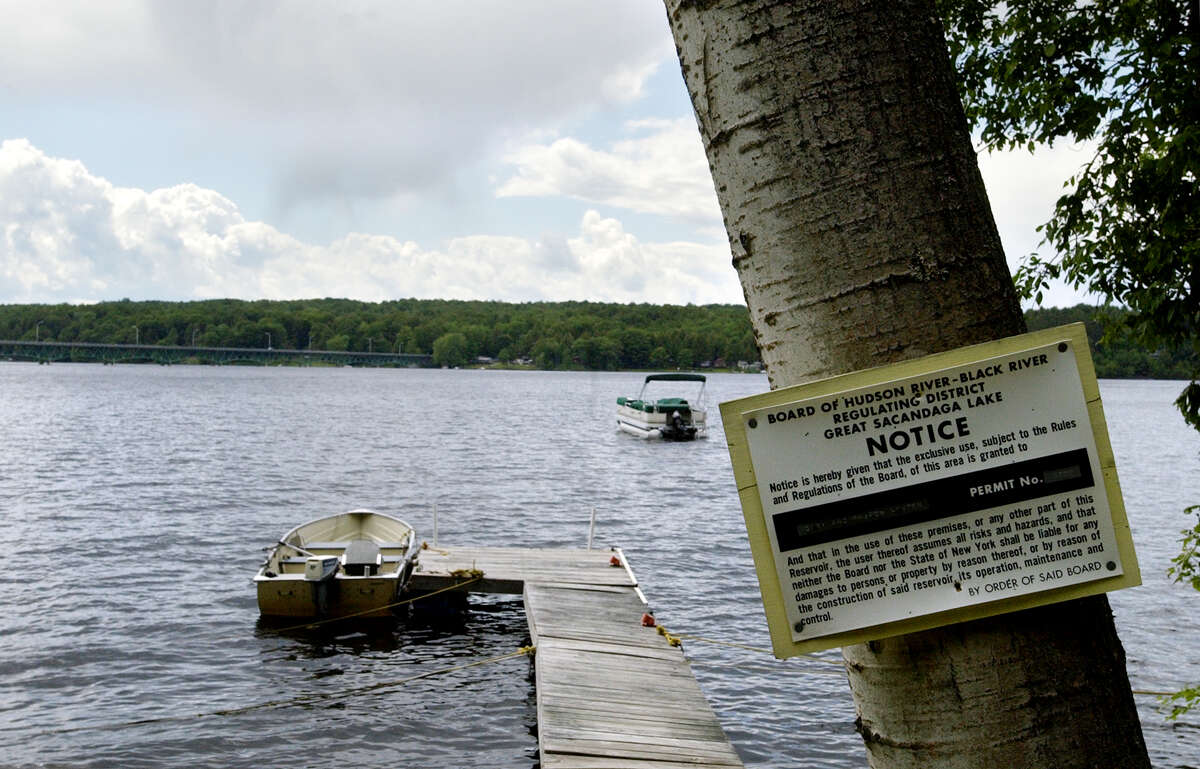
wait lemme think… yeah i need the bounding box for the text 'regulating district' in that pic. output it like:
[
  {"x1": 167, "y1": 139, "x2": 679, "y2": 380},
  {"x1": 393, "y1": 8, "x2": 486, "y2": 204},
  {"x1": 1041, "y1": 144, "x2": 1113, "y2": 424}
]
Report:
[{"x1": 743, "y1": 341, "x2": 1124, "y2": 641}]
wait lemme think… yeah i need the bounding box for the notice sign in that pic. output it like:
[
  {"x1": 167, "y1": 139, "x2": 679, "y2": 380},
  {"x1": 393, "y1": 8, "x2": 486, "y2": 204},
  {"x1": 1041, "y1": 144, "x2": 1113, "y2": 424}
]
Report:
[{"x1": 721, "y1": 324, "x2": 1139, "y2": 656}]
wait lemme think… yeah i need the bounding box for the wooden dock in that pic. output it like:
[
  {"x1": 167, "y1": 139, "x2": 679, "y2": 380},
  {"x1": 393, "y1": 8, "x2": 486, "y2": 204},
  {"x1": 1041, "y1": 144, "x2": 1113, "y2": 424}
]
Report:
[{"x1": 412, "y1": 546, "x2": 745, "y2": 768}]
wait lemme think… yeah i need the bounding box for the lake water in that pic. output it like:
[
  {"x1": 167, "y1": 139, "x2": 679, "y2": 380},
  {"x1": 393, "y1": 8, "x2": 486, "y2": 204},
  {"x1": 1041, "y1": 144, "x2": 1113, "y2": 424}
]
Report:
[{"x1": 0, "y1": 364, "x2": 1196, "y2": 767}]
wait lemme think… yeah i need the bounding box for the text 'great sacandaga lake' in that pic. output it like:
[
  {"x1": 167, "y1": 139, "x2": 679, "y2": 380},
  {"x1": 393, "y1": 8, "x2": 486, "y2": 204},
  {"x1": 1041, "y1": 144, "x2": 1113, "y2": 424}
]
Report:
[{"x1": 0, "y1": 364, "x2": 1196, "y2": 767}]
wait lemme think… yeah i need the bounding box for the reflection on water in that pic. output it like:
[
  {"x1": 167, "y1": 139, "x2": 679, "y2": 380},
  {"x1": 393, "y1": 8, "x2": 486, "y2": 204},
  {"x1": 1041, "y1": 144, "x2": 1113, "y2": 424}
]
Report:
[{"x1": 0, "y1": 364, "x2": 1195, "y2": 767}]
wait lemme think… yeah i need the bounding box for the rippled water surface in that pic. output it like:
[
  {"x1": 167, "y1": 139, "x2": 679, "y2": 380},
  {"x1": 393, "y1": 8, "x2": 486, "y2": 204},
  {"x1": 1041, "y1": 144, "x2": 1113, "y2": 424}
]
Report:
[{"x1": 0, "y1": 364, "x2": 1196, "y2": 767}]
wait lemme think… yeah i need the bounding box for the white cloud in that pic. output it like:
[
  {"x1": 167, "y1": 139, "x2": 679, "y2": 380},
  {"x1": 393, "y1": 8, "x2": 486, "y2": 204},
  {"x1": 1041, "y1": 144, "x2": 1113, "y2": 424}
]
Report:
[
  {"x1": 0, "y1": 139, "x2": 742, "y2": 305},
  {"x1": 497, "y1": 118, "x2": 722, "y2": 224},
  {"x1": 1, "y1": 126, "x2": 1104, "y2": 311},
  {"x1": 0, "y1": 1, "x2": 670, "y2": 117},
  {"x1": 0, "y1": 1, "x2": 674, "y2": 214},
  {"x1": 1, "y1": 139, "x2": 124, "y2": 300},
  {"x1": 0, "y1": 2, "x2": 1103, "y2": 313},
  {"x1": 599, "y1": 58, "x2": 663, "y2": 104},
  {"x1": 498, "y1": 118, "x2": 1104, "y2": 309}
]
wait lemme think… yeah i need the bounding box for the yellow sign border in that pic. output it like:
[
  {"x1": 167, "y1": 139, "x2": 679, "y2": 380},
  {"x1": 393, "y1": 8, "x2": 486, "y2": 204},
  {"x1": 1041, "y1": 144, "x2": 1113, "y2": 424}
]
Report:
[{"x1": 720, "y1": 323, "x2": 1140, "y2": 656}]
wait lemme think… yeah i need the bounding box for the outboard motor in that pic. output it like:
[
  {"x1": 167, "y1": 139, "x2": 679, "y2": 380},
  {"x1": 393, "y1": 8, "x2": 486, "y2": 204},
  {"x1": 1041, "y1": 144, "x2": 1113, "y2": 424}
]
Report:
[
  {"x1": 664, "y1": 409, "x2": 697, "y2": 441},
  {"x1": 663, "y1": 410, "x2": 686, "y2": 440},
  {"x1": 304, "y1": 555, "x2": 341, "y2": 616},
  {"x1": 303, "y1": 555, "x2": 341, "y2": 582}
]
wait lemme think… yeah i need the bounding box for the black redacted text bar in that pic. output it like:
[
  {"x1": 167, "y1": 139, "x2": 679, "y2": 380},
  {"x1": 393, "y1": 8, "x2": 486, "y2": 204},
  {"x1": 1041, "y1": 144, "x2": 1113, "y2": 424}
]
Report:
[{"x1": 772, "y1": 448, "x2": 1094, "y2": 552}]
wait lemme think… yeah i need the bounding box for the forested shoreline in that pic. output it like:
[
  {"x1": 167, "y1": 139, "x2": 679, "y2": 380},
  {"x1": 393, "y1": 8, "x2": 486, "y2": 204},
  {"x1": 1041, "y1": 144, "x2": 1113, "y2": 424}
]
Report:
[{"x1": 0, "y1": 298, "x2": 1194, "y2": 378}]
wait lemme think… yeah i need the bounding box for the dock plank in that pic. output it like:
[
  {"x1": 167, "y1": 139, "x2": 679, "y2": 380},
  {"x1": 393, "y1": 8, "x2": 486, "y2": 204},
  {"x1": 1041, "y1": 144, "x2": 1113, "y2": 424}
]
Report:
[
  {"x1": 407, "y1": 546, "x2": 743, "y2": 768},
  {"x1": 527, "y1": 582, "x2": 744, "y2": 768},
  {"x1": 543, "y1": 759, "x2": 740, "y2": 769},
  {"x1": 526, "y1": 583, "x2": 651, "y2": 643},
  {"x1": 410, "y1": 546, "x2": 637, "y2": 595}
]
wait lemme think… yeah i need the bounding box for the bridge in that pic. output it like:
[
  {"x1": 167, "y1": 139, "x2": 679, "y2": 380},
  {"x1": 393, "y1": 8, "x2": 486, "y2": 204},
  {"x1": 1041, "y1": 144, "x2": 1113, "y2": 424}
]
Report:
[{"x1": 0, "y1": 340, "x2": 434, "y2": 368}]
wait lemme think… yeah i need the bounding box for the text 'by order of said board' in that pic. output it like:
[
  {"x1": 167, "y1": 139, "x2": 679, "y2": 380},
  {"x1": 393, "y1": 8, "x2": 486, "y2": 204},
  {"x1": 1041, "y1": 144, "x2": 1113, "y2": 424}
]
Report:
[{"x1": 720, "y1": 324, "x2": 1139, "y2": 657}]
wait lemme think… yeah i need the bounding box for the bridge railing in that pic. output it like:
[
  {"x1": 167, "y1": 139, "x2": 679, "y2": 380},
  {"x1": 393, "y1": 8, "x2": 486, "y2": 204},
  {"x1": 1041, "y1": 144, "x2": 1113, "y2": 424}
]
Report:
[{"x1": 0, "y1": 340, "x2": 434, "y2": 367}]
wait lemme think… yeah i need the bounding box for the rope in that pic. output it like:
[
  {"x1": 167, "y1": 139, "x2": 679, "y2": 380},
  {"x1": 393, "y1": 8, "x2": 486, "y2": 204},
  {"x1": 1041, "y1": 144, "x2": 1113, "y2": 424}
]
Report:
[
  {"x1": 689, "y1": 659, "x2": 850, "y2": 677},
  {"x1": 655, "y1": 624, "x2": 844, "y2": 666},
  {"x1": 264, "y1": 574, "x2": 483, "y2": 634},
  {"x1": 35, "y1": 644, "x2": 536, "y2": 737},
  {"x1": 654, "y1": 624, "x2": 1185, "y2": 695}
]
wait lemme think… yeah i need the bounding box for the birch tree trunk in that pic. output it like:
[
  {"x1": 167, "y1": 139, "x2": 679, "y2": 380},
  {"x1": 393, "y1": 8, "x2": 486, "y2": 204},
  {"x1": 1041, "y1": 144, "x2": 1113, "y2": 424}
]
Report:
[{"x1": 662, "y1": 1, "x2": 1150, "y2": 766}]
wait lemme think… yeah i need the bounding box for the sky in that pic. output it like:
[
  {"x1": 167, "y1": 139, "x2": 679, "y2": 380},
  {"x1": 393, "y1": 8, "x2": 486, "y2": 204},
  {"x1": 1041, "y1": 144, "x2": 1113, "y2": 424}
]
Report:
[{"x1": 1, "y1": 1, "x2": 1095, "y2": 309}]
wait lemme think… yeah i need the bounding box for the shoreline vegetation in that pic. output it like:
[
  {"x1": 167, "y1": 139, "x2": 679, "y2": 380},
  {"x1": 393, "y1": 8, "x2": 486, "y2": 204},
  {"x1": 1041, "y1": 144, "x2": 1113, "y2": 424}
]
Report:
[{"x1": 0, "y1": 298, "x2": 1195, "y2": 379}]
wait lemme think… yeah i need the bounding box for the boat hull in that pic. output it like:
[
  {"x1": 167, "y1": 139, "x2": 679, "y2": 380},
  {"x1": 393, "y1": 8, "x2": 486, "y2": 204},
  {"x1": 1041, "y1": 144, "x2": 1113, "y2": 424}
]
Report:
[
  {"x1": 256, "y1": 575, "x2": 402, "y2": 618},
  {"x1": 616, "y1": 404, "x2": 706, "y2": 440}
]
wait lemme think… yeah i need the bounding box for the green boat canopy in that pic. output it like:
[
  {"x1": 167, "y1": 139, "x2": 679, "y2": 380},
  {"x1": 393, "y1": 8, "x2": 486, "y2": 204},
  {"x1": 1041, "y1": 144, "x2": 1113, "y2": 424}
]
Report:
[
  {"x1": 617, "y1": 397, "x2": 694, "y2": 413},
  {"x1": 643, "y1": 373, "x2": 706, "y2": 383}
]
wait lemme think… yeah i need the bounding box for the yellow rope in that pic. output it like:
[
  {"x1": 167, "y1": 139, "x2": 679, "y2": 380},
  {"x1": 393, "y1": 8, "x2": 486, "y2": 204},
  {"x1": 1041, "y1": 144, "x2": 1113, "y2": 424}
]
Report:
[
  {"x1": 265, "y1": 574, "x2": 483, "y2": 634},
  {"x1": 655, "y1": 624, "x2": 844, "y2": 666},
  {"x1": 656, "y1": 624, "x2": 1183, "y2": 696},
  {"x1": 655, "y1": 624, "x2": 682, "y2": 647},
  {"x1": 39, "y1": 644, "x2": 536, "y2": 736}
]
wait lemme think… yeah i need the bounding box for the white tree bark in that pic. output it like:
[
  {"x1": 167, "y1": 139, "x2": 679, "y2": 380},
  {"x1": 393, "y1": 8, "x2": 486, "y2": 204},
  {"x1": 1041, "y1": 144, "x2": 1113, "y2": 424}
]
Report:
[{"x1": 663, "y1": 0, "x2": 1150, "y2": 766}]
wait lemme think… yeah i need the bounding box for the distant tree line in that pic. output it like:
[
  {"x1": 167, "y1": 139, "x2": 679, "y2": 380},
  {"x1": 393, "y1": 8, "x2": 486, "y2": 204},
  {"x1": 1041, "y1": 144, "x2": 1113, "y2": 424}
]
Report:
[
  {"x1": 1025, "y1": 305, "x2": 1198, "y2": 380},
  {"x1": 0, "y1": 298, "x2": 1193, "y2": 377},
  {"x1": 0, "y1": 298, "x2": 758, "y2": 370}
]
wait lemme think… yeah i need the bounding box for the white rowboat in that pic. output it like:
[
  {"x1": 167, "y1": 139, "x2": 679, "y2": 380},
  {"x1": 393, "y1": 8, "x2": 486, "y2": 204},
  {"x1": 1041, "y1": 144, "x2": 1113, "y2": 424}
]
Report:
[{"x1": 254, "y1": 509, "x2": 419, "y2": 619}]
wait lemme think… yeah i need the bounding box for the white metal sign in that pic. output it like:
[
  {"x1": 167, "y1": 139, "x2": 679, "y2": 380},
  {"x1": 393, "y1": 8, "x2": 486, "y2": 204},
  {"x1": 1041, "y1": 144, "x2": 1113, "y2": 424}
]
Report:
[{"x1": 741, "y1": 337, "x2": 1128, "y2": 644}]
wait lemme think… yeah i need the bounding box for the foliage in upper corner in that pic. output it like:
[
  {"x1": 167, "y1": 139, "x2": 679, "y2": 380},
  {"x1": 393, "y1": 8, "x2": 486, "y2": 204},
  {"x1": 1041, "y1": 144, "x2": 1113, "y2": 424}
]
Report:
[
  {"x1": 937, "y1": 0, "x2": 1199, "y2": 716},
  {"x1": 938, "y1": 0, "x2": 1199, "y2": 406}
]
